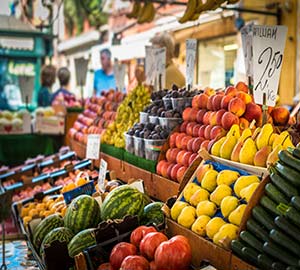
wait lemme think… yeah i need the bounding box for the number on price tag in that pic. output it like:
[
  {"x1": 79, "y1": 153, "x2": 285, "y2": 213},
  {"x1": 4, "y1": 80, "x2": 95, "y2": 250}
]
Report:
[
  {"x1": 253, "y1": 25, "x2": 287, "y2": 107},
  {"x1": 154, "y1": 47, "x2": 166, "y2": 90},
  {"x1": 98, "y1": 159, "x2": 107, "y2": 191},
  {"x1": 145, "y1": 46, "x2": 156, "y2": 85},
  {"x1": 186, "y1": 39, "x2": 197, "y2": 89},
  {"x1": 241, "y1": 23, "x2": 254, "y2": 78},
  {"x1": 86, "y1": 134, "x2": 101, "y2": 160}
]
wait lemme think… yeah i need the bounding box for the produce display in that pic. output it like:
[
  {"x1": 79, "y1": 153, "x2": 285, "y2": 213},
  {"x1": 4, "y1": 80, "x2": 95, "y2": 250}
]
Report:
[
  {"x1": 170, "y1": 161, "x2": 260, "y2": 248},
  {"x1": 12, "y1": 182, "x2": 53, "y2": 202},
  {"x1": 0, "y1": 109, "x2": 29, "y2": 133},
  {"x1": 51, "y1": 92, "x2": 82, "y2": 108}
]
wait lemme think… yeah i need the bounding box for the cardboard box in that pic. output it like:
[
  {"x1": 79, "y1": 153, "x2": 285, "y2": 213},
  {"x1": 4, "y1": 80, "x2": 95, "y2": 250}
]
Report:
[
  {"x1": 35, "y1": 115, "x2": 65, "y2": 134},
  {"x1": 0, "y1": 112, "x2": 31, "y2": 134}
]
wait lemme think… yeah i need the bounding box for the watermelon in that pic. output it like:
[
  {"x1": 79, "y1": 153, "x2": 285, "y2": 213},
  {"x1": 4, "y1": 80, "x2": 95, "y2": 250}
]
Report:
[
  {"x1": 64, "y1": 195, "x2": 101, "y2": 234},
  {"x1": 40, "y1": 227, "x2": 74, "y2": 256},
  {"x1": 68, "y1": 228, "x2": 96, "y2": 257},
  {"x1": 141, "y1": 202, "x2": 164, "y2": 225},
  {"x1": 33, "y1": 214, "x2": 64, "y2": 250},
  {"x1": 101, "y1": 185, "x2": 148, "y2": 221}
]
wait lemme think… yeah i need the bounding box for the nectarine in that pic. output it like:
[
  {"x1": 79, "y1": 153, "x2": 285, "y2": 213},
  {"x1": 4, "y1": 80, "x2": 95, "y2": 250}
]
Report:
[
  {"x1": 192, "y1": 137, "x2": 205, "y2": 153},
  {"x1": 175, "y1": 133, "x2": 186, "y2": 149},
  {"x1": 235, "y1": 81, "x2": 249, "y2": 93},
  {"x1": 221, "y1": 112, "x2": 239, "y2": 130},
  {"x1": 181, "y1": 135, "x2": 193, "y2": 150},
  {"x1": 228, "y1": 97, "x2": 246, "y2": 117},
  {"x1": 176, "y1": 166, "x2": 187, "y2": 183},
  {"x1": 197, "y1": 94, "x2": 209, "y2": 109},
  {"x1": 271, "y1": 107, "x2": 290, "y2": 126},
  {"x1": 196, "y1": 109, "x2": 207, "y2": 124},
  {"x1": 186, "y1": 122, "x2": 197, "y2": 136},
  {"x1": 189, "y1": 153, "x2": 198, "y2": 166},
  {"x1": 243, "y1": 102, "x2": 262, "y2": 124},
  {"x1": 221, "y1": 95, "x2": 231, "y2": 110},
  {"x1": 182, "y1": 108, "x2": 192, "y2": 122},
  {"x1": 170, "y1": 164, "x2": 182, "y2": 181},
  {"x1": 192, "y1": 124, "x2": 202, "y2": 137},
  {"x1": 225, "y1": 86, "x2": 238, "y2": 96},
  {"x1": 204, "y1": 125, "x2": 213, "y2": 140},
  {"x1": 180, "y1": 121, "x2": 189, "y2": 133},
  {"x1": 212, "y1": 95, "x2": 224, "y2": 111},
  {"x1": 203, "y1": 112, "x2": 212, "y2": 125}
]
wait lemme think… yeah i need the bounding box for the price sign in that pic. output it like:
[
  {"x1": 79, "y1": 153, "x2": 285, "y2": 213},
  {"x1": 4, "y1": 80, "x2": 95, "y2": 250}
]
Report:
[
  {"x1": 186, "y1": 39, "x2": 197, "y2": 89},
  {"x1": 113, "y1": 61, "x2": 126, "y2": 91},
  {"x1": 86, "y1": 134, "x2": 101, "y2": 160},
  {"x1": 253, "y1": 25, "x2": 287, "y2": 106},
  {"x1": 145, "y1": 46, "x2": 156, "y2": 85},
  {"x1": 98, "y1": 159, "x2": 107, "y2": 191},
  {"x1": 241, "y1": 23, "x2": 254, "y2": 78},
  {"x1": 154, "y1": 47, "x2": 166, "y2": 90}
]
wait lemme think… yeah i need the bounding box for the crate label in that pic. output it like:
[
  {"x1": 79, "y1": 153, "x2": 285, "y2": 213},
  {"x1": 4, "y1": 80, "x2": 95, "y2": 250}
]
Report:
[
  {"x1": 186, "y1": 39, "x2": 197, "y2": 89},
  {"x1": 98, "y1": 159, "x2": 107, "y2": 191},
  {"x1": 86, "y1": 134, "x2": 101, "y2": 160}
]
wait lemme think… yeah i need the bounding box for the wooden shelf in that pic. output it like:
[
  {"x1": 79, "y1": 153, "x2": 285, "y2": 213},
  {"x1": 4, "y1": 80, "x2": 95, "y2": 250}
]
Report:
[
  {"x1": 152, "y1": 174, "x2": 180, "y2": 202},
  {"x1": 70, "y1": 138, "x2": 86, "y2": 159}
]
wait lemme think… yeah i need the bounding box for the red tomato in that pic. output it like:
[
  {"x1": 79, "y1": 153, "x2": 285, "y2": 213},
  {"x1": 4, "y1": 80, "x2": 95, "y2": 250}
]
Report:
[
  {"x1": 130, "y1": 226, "x2": 157, "y2": 247},
  {"x1": 97, "y1": 263, "x2": 112, "y2": 270},
  {"x1": 109, "y1": 242, "x2": 137, "y2": 270},
  {"x1": 154, "y1": 239, "x2": 191, "y2": 270},
  {"x1": 140, "y1": 232, "x2": 168, "y2": 260},
  {"x1": 169, "y1": 235, "x2": 190, "y2": 248},
  {"x1": 149, "y1": 261, "x2": 157, "y2": 270},
  {"x1": 120, "y1": 255, "x2": 150, "y2": 270}
]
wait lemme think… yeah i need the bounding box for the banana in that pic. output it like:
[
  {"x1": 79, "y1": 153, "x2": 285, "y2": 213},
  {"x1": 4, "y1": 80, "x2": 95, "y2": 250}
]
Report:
[
  {"x1": 126, "y1": 2, "x2": 141, "y2": 19},
  {"x1": 227, "y1": 0, "x2": 240, "y2": 3},
  {"x1": 137, "y1": 2, "x2": 155, "y2": 24},
  {"x1": 211, "y1": 0, "x2": 226, "y2": 10},
  {"x1": 146, "y1": 3, "x2": 156, "y2": 22},
  {"x1": 178, "y1": 0, "x2": 197, "y2": 24},
  {"x1": 200, "y1": 0, "x2": 217, "y2": 11}
]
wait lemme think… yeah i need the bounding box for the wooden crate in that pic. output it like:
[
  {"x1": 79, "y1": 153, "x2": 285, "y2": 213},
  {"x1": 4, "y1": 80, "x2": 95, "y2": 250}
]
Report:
[
  {"x1": 166, "y1": 219, "x2": 232, "y2": 270},
  {"x1": 230, "y1": 254, "x2": 257, "y2": 270},
  {"x1": 70, "y1": 138, "x2": 86, "y2": 159},
  {"x1": 152, "y1": 174, "x2": 180, "y2": 202},
  {"x1": 99, "y1": 153, "x2": 124, "y2": 180}
]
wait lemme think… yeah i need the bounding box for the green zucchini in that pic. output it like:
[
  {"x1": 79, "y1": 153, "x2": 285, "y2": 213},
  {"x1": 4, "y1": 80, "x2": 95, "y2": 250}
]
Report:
[
  {"x1": 242, "y1": 246, "x2": 259, "y2": 266},
  {"x1": 246, "y1": 218, "x2": 269, "y2": 242},
  {"x1": 275, "y1": 162, "x2": 300, "y2": 187},
  {"x1": 269, "y1": 229, "x2": 300, "y2": 257},
  {"x1": 265, "y1": 183, "x2": 289, "y2": 205},
  {"x1": 270, "y1": 171, "x2": 298, "y2": 198},
  {"x1": 252, "y1": 206, "x2": 275, "y2": 231},
  {"x1": 258, "y1": 254, "x2": 273, "y2": 270},
  {"x1": 263, "y1": 241, "x2": 300, "y2": 267},
  {"x1": 231, "y1": 239, "x2": 247, "y2": 260},
  {"x1": 291, "y1": 196, "x2": 300, "y2": 211},
  {"x1": 286, "y1": 266, "x2": 300, "y2": 270},
  {"x1": 275, "y1": 216, "x2": 300, "y2": 242},
  {"x1": 286, "y1": 206, "x2": 300, "y2": 227},
  {"x1": 260, "y1": 195, "x2": 281, "y2": 216},
  {"x1": 278, "y1": 150, "x2": 300, "y2": 173},
  {"x1": 240, "y1": 230, "x2": 263, "y2": 252},
  {"x1": 287, "y1": 146, "x2": 300, "y2": 160},
  {"x1": 272, "y1": 262, "x2": 287, "y2": 270}
]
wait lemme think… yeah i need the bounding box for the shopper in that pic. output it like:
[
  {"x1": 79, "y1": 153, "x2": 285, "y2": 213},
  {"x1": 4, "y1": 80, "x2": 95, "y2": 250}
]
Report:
[
  {"x1": 94, "y1": 48, "x2": 116, "y2": 96},
  {"x1": 37, "y1": 65, "x2": 56, "y2": 107},
  {"x1": 51, "y1": 67, "x2": 75, "y2": 103},
  {"x1": 150, "y1": 32, "x2": 185, "y2": 89}
]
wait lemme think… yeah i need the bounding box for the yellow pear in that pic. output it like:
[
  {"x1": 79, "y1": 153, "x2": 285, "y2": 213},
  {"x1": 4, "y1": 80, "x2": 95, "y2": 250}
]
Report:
[
  {"x1": 211, "y1": 137, "x2": 226, "y2": 157},
  {"x1": 210, "y1": 184, "x2": 232, "y2": 206},
  {"x1": 282, "y1": 136, "x2": 294, "y2": 149},
  {"x1": 240, "y1": 182, "x2": 260, "y2": 203},
  {"x1": 183, "y1": 183, "x2": 201, "y2": 203},
  {"x1": 196, "y1": 164, "x2": 214, "y2": 183},
  {"x1": 177, "y1": 206, "x2": 197, "y2": 228},
  {"x1": 217, "y1": 170, "x2": 240, "y2": 186},
  {"x1": 201, "y1": 170, "x2": 218, "y2": 192},
  {"x1": 196, "y1": 200, "x2": 217, "y2": 217},
  {"x1": 239, "y1": 137, "x2": 257, "y2": 165},
  {"x1": 231, "y1": 141, "x2": 243, "y2": 162},
  {"x1": 272, "y1": 131, "x2": 289, "y2": 149},
  {"x1": 228, "y1": 204, "x2": 247, "y2": 226},
  {"x1": 267, "y1": 144, "x2": 283, "y2": 167},
  {"x1": 239, "y1": 128, "x2": 252, "y2": 143},
  {"x1": 252, "y1": 127, "x2": 261, "y2": 140},
  {"x1": 170, "y1": 201, "x2": 189, "y2": 221},
  {"x1": 220, "y1": 196, "x2": 239, "y2": 218},
  {"x1": 226, "y1": 124, "x2": 241, "y2": 139},
  {"x1": 269, "y1": 133, "x2": 279, "y2": 146},
  {"x1": 189, "y1": 188, "x2": 210, "y2": 207},
  {"x1": 206, "y1": 217, "x2": 227, "y2": 240},
  {"x1": 191, "y1": 215, "x2": 211, "y2": 236},
  {"x1": 213, "y1": 223, "x2": 239, "y2": 248},
  {"x1": 256, "y1": 123, "x2": 273, "y2": 150},
  {"x1": 253, "y1": 145, "x2": 272, "y2": 167},
  {"x1": 234, "y1": 175, "x2": 260, "y2": 197},
  {"x1": 220, "y1": 135, "x2": 238, "y2": 160}
]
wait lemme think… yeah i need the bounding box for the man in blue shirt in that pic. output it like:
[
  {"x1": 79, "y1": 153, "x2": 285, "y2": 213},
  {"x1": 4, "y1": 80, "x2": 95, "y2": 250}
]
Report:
[{"x1": 94, "y1": 48, "x2": 116, "y2": 96}]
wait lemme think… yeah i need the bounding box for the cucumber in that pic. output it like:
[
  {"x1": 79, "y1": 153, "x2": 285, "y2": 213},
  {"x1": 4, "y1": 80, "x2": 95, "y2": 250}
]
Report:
[
  {"x1": 231, "y1": 239, "x2": 247, "y2": 260},
  {"x1": 240, "y1": 230, "x2": 263, "y2": 252},
  {"x1": 275, "y1": 216, "x2": 300, "y2": 243},
  {"x1": 275, "y1": 162, "x2": 300, "y2": 187},
  {"x1": 265, "y1": 183, "x2": 289, "y2": 205},
  {"x1": 270, "y1": 171, "x2": 298, "y2": 198},
  {"x1": 272, "y1": 262, "x2": 287, "y2": 270},
  {"x1": 258, "y1": 254, "x2": 273, "y2": 270},
  {"x1": 263, "y1": 241, "x2": 300, "y2": 267},
  {"x1": 291, "y1": 196, "x2": 300, "y2": 211},
  {"x1": 286, "y1": 266, "x2": 300, "y2": 270},
  {"x1": 287, "y1": 146, "x2": 300, "y2": 160},
  {"x1": 286, "y1": 206, "x2": 300, "y2": 227},
  {"x1": 252, "y1": 206, "x2": 275, "y2": 231},
  {"x1": 269, "y1": 229, "x2": 300, "y2": 257},
  {"x1": 242, "y1": 246, "x2": 259, "y2": 266},
  {"x1": 260, "y1": 195, "x2": 281, "y2": 216},
  {"x1": 246, "y1": 218, "x2": 269, "y2": 242},
  {"x1": 278, "y1": 150, "x2": 300, "y2": 173}
]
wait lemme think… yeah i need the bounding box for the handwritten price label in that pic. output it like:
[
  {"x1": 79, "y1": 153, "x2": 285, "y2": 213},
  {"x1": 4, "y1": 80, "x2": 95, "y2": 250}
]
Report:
[
  {"x1": 145, "y1": 46, "x2": 155, "y2": 85},
  {"x1": 186, "y1": 39, "x2": 197, "y2": 89},
  {"x1": 154, "y1": 47, "x2": 166, "y2": 90},
  {"x1": 241, "y1": 23, "x2": 254, "y2": 78},
  {"x1": 98, "y1": 158, "x2": 107, "y2": 191},
  {"x1": 253, "y1": 25, "x2": 287, "y2": 107},
  {"x1": 86, "y1": 134, "x2": 101, "y2": 160},
  {"x1": 113, "y1": 62, "x2": 126, "y2": 91}
]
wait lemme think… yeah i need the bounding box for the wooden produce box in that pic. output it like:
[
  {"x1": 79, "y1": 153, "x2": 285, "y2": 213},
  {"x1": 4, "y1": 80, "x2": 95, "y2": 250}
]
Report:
[
  {"x1": 70, "y1": 138, "x2": 86, "y2": 159},
  {"x1": 151, "y1": 174, "x2": 179, "y2": 202},
  {"x1": 99, "y1": 153, "x2": 124, "y2": 180}
]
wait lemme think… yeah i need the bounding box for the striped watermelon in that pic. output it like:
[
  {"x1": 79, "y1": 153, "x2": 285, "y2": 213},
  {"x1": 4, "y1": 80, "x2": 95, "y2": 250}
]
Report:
[
  {"x1": 141, "y1": 202, "x2": 164, "y2": 225},
  {"x1": 40, "y1": 227, "x2": 74, "y2": 256},
  {"x1": 101, "y1": 185, "x2": 147, "y2": 220},
  {"x1": 64, "y1": 195, "x2": 101, "y2": 234},
  {"x1": 68, "y1": 228, "x2": 96, "y2": 258},
  {"x1": 33, "y1": 214, "x2": 64, "y2": 250}
]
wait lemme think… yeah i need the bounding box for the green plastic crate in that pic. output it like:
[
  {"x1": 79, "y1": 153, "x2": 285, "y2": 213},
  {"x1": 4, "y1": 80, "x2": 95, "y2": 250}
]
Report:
[
  {"x1": 124, "y1": 151, "x2": 157, "y2": 173},
  {"x1": 101, "y1": 143, "x2": 125, "y2": 160}
]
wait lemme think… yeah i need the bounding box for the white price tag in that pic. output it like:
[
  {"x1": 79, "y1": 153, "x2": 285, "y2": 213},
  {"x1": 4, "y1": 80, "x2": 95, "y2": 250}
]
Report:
[
  {"x1": 154, "y1": 47, "x2": 166, "y2": 90},
  {"x1": 86, "y1": 134, "x2": 101, "y2": 160},
  {"x1": 129, "y1": 179, "x2": 144, "y2": 193},
  {"x1": 98, "y1": 159, "x2": 107, "y2": 191},
  {"x1": 145, "y1": 46, "x2": 156, "y2": 85},
  {"x1": 241, "y1": 23, "x2": 254, "y2": 78},
  {"x1": 253, "y1": 25, "x2": 287, "y2": 107},
  {"x1": 113, "y1": 62, "x2": 126, "y2": 91},
  {"x1": 186, "y1": 39, "x2": 197, "y2": 89}
]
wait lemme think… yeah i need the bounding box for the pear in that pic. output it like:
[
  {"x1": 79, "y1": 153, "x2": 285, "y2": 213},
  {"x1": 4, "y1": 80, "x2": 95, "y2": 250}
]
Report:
[
  {"x1": 251, "y1": 127, "x2": 261, "y2": 140},
  {"x1": 210, "y1": 184, "x2": 232, "y2": 206},
  {"x1": 228, "y1": 204, "x2": 247, "y2": 226},
  {"x1": 253, "y1": 145, "x2": 272, "y2": 167},
  {"x1": 220, "y1": 196, "x2": 239, "y2": 218},
  {"x1": 196, "y1": 200, "x2": 217, "y2": 217},
  {"x1": 201, "y1": 170, "x2": 218, "y2": 192},
  {"x1": 177, "y1": 206, "x2": 196, "y2": 228},
  {"x1": 211, "y1": 137, "x2": 226, "y2": 157},
  {"x1": 226, "y1": 124, "x2": 240, "y2": 139},
  {"x1": 230, "y1": 141, "x2": 243, "y2": 162},
  {"x1": 234, "y1": 175, "x2": 260, "y2": 197},
  {"x1": 220, "y1": 135, "x2": 238, "y2": 160},
  {"x1": 206, "y1": 217, "x2": 226, "y2": 240},
  {"x1": 196, "y1": 164, "x2": 214, "y2": 183},
  {"x1": 171, "y1": 201, "x2": 189, "y2": 221},
  {"x1": 269, "y1": 133, "x2": 279, "y2": 146},
  {"x1": 239, "y1": 128, "x2": 252, "y2": 143},
  {"x1": 239, "y1": 137, "x2": 257, "y2": 165},
  {"x1": 240, "y1": 182, "x2": 260, "y2": 203},
  {"x1": 191, "y1": 215, "x2": 211, "y2": 236},
  {"x1": 267, "y1": 144, "x2": 282, "y2": 167},
  {"x1": 217, "y1": 170, "x2": 240, "y2": 186},
  {"x1": 272, "y1": 131, "x2": 289, "y2": 149},
  {"x1": 283, "y1": 136, "x2": 294, "y2": 149},
  {"x1": 256, "y1": 124, "x2": 273, "y2": 150},
  {"x1": 189, "y1": 188, "x2": 210, "y2": 207},
  {"x1": 183, "y1": 183, "x2": 201, "y2": 203},
  {"x1": 213, "y1": 223, "x2": 239, "y2": 248}
]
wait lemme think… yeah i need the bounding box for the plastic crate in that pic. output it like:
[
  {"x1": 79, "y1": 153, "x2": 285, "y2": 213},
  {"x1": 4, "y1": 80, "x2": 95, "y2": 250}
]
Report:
[{"x1": 63, "y1": 181, "x2": 95, "y2": 204}]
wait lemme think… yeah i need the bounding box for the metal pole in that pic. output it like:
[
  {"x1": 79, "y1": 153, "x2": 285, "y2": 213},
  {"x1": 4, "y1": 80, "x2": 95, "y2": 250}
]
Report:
[{"x1": 0, "y1": 222, "x2": 7, "y2": 270}]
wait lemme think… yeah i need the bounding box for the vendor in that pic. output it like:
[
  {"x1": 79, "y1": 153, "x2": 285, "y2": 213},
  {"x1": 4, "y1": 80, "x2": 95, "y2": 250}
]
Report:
[
  {"x1": 150, "y1": 32, "x2": 185, "y2": 89},
  {"x1": 94, "y1": 48, "x2": 116, "y2": 96},
  {"x1": 37, "y1": 65, "x2": 56, "y2": 107}
]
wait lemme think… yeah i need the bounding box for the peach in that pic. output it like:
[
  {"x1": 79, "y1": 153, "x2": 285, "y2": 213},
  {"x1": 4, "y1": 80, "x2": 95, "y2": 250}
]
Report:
[
  {"x1": 180, "y1": 121, "x2": 189, "y2": 133},
  {"x1": 221, "y1": 95, "x2": 231, "y2": 110},
  {"x1": 198, "y1": 125, "x2": 207, "y2": 138},
  {"x1": 239, "y1": 117, "x2": 250, "y2": 130},
  {"x1": 216, "y1": 109, "x2": 226, "y2": 126},
  {"x1": 189, "y1": 153, "x2": 198, "y2": 166},
  {"x1": 271, "y1": 107, "x2": 290, "y2": 126},
  {"x1": 204, "y1": 125, "x2": 213, "y2": 140},
  {"x1": 228, "y1": 97, "x2": 246, "y2": 117},
  {"x1": 182, "y1": 108, "x2": 192, "y2": 122},
  {"x1": 236, "y1": 91, "x2": 253, "y2": 104},
  {"x1": 196, "y1": 109, "x2": 207, "y2": 124},
  {"x1": 216, "y1": 90, "x2": 225, "y2": 96},
  {"x1": 170, "y1": 164, "x2": 182, "y2": 181},
  {"x1": 204, "y1": 87, "x2": 216, "y2": 96},
  {"x1": 212, "y1": 95, "x2": 224, "y2": 111},
  {"x1": 221, "y1": 112, "x2": 239, "y2": 130},
  {"x1": 187, "y1": 138, "x2": 196, "y2": 152},
  {"x1": 161, "y1": 161, "x2": 173, "y2": 178},
  {"x1": 192, "y1": 137, "x2": 205, "y2": 153},
  {"x1": 169, "y1": 132, "x2": 180, "y2": 148},
  {"x1": 225, "y1": 86, "x2": 238, "y2": 96},
  {"x1": 197, "y1": 94, "x2": 209, "y2": 109},
  {"x1": 209, "y1": 111, "x2": 217, "y2": 126},
  {"x1": 181, "y1": 135, "x2": 193, "y2": 150},
  {"x1": 176, "y1": 166, "x2": 187, "y2": 183},
  {"x1": 243, "y1": 102, "x2": 262, "y2": 123},
  {"x1": 176, "y1": 150, "x2": 187, "y2": 165},
  {"x1": 182, "y1": 151, "x2": 193, "y2": 167},
  {"x1": 203, "y1": 112, "x2": 212, "y2": 125},
  {"x1": 166, "y1": 149, "x2": 173, "y2": 162},
  {"x1": 167, "y1": 163, "x2": 176, "y2": 179},
  {"x1": 167, "y1": 148, "x2": 181, "y2": 162},
  {"x1": 189, "y1": 108, "x2": 199, "y2": 122},
  {"x1": 186, "y1": 122, "x2": 197, "y2": 136},
  {"x1": 200, "y1": 140, "x2": 210, "y2": 151},
  {"x1": 175, "y1": 133, "x2": 186, "y2": 149},
  {"x1": 210, "y1": 125, "x2": 226, "y2": 140},
  {"x1": 207, "y1": 95, "x2": 214, "y2": 111},
  {"x1": 192, "y1": 124, "x2": 202, "y2": 137},
  {"x1": 192, "y1": 95, "x2": 200, "y2": 109},
  {"x1": 235, "y1": 81, "x2": 249, "y2": 93}
]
